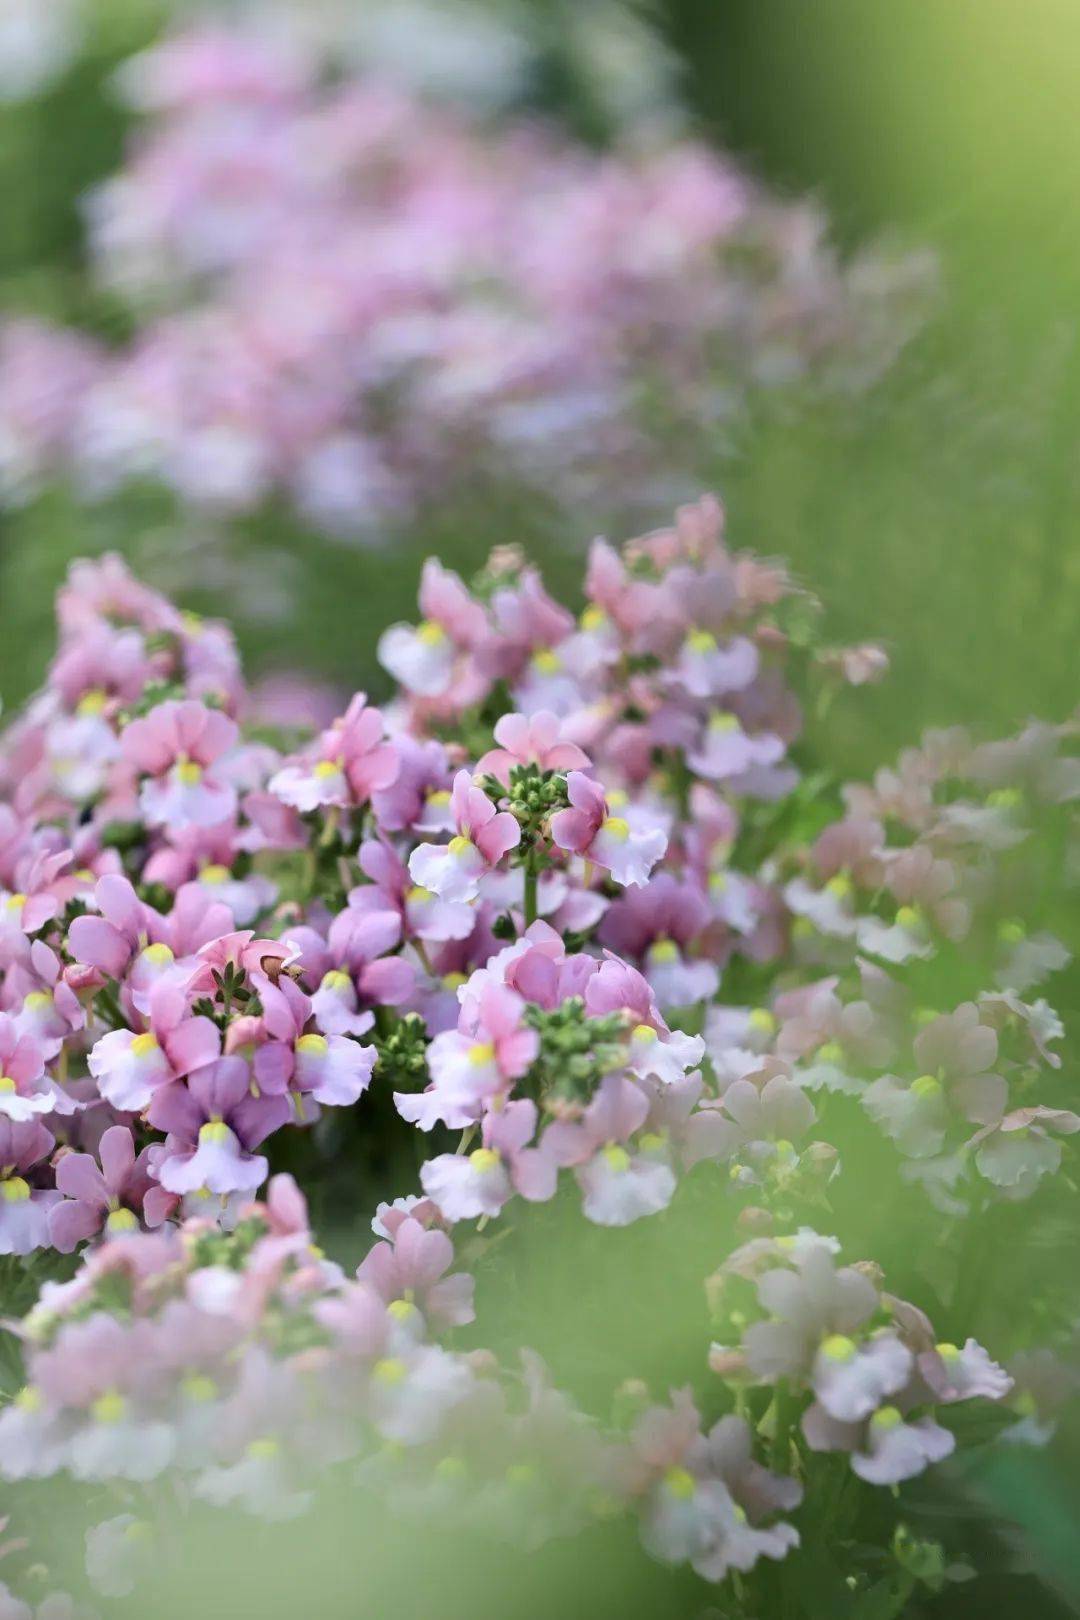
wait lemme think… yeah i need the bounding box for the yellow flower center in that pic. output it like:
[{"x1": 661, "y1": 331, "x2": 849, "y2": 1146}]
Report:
[
  {"x1": 468, "y1": 1042, "x2": 495, "y2": 1067},
  {"x1": 748, "y1": 1008, "x2": 777, "y2": 1036},
  {"x1": 388, "y1": 1298, "x2": 419, "y2": 1323},
  {"x1": 871, "y1": 1405, "x2": 903, "y2": 1431},
  {"x1": 182, "y1": 1374, "x2": 217, "y2": 1403},
  {"x1": 141, "y1": 942, "x2": 174, "y2": 966},
  {"x1": 632, "y1": 1023, "x2": 658, "y2": 1044},
  {"x1": 199, "y1": 864, "x2": 230, "y2": 885},
  {"x1": 469, "y1": 1147, "x2": 501, "y2": 1173},
  {"x1": 373, "y1": 1357, "x2": 407, "y2": 1386},
  {"x1": 15, "y1": 1385, "x2": 42, "y2": 1413},
  {"x1": 709, "y1": 870, "x2": 728, "y2": 895},
  {"x1": 664, "y1": 1466, "x2": 696, "y2": 1500},
  {"x1": 91, "y1": 1390, "x2": 127, "y2": 1426},
  {"x1": 709, "y1": 712, "x2": 738, "y2": 733},
  {"x1": 825, "y1": 873, "x2": 853, "y2": 900},
  {"x1": 76, "y1": 688, "x2": 108, "y2": 717},
  {"x1": 5, "y1": 893, "x2": 26, "y2": 912},
  {"x1": 911, "y1": 1074, "x2": 943, "y2": 1100},
  {"x1": 130, "y1": 1032, "x2": 159, "y2": 1058},
  {"x1": 817, "y1": 1040, "x2": 844, "y2": 1065},
  {"x1": 406, "y1": 885, "x2": 434, "y2": 905},
  {"x1": 199, "y1": 1120, "x2": 232, "y2": 1145},
  {"x1": 0, "y1": 1076, "x2": 15, "y2": 1094},
  {"x1": 821, "y1": 1334, "x2": 857, "y2": 1362},
  {"x1": 602, "y1": 1144, "x2": 631, "y2": 1173},
  {"x1": 639, "y1": 1132, "x2": 666, "y2": 1153},
  {"x1": 441, "y1": 972, "x2": 467, "y2": 991},
  {"x1": 105, "y1": 1207, "x2": 138, "y2": 1234},
  {"x1": 321, "y1": 970, "x2": 352, "y2": 994},
  {"x1": 447, "y1": 835, "x2": 473, "y2": 857},
  {"x1": 426, "y1": 790, "x2": 452, "y2": 809},
  {"x1": 416, "y1": 620, "x2": 446, "y2": 646},
  {"x1": 313, "y1": 757, "x2": 343, "y2": 780},
  {"x1": 600, "y1": 816, "x2": 630, "y2": 842},
  {"x1": 296, "y1": 1034, "x2": 329, "y2": 1056},
  {"x1": 247, "y1": 1437, "x2": 280, "y2": 1460},
  {"x1": 895, "y1": 905, "x2": 922, "y2": 931},
  {"x1": 648, "y1": 938, "x2": 679, "y2": 963},
  {"x1": 686, "y1": 629, "x2": 717, "y2": 654},
  {"x1": 935, "y1": 1341, "x2": 961, "y2": 1362},
  {"x1": 1, "y1": 1178, "x2": 30, "y2": 1203},
  {"x1": 531, "y1": 649, "x2": 562, "y2": 675},
  {"x1": 175, "y1": 757, "x2": 203, "y2": 786},
  {"x1": 579, "y1": 605, "x2": 607, "y2": 632}
]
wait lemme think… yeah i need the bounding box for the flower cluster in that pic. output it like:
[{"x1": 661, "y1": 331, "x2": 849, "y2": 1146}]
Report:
[
  {"x1": 0, "y1": 493, "x2": 1074, "y2": 1610},
  {"x1": 0, "y1": 19, "x2": 932, "y2": 531}
]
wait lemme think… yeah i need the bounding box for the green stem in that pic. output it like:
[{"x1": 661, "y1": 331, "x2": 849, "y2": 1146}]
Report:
[
  {"x1": 95, "y1": 984, "x2": 127, "y2": 1031},
  {"x1": 770, "y1": 1378, "x2": 795, "y2": 1473},
  {"x1": 523, "y1": 854, "x2": 539, "y2": 929}
]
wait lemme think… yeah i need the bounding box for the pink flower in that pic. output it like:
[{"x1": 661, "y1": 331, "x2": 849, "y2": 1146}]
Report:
[
  {"x1": 0, "y1": 1014, "x2": 54, "y2": 1121},
  {"x1": 356, "y1": 1215, "x2": 475, "y2": 1332},
  {"x1": 268, "y1": 693, "x2": 399, "y2": 812},
  {"x1": 396, "y1": 983, "x2": 538, "y2": 1131},
  {"x1": 377, "y1": 560, "x2": 488, "y2": 698},
  {"x1": 251, "y1": 972, "x2": 377, "y2": 1116},
  {"x1": 88, "y1": 981, "x2": 220, "y2": 1111},
  {"x1": 0, "y1": 1119, "x2": 59, "y2": 1255},
  {"x1": 67, "y1": 872, "x2": 150, "y2": 980},
  {"x1": 408, "y1": 770, "x2": 520, "y2": 903},
  {"x1": 544, "y1": 1075, "x2": 676, "y2": 1226},
  {"x1": 121, "y1": 699, "x2": 239, "y2": 833},
  {"x1": 551, "y1": 771, "x2": 666, "y2": 888},
  {"x1": 476, "y1": 710, "x2": 590, "y2": 787},
  {"x1": 421, "y1": 1099, "x2": 557, "y2": 1221},
  {"x1": 12, "y1": 941, "x2": 85, "y2": 1058},
  {"x1": 48, "y1": 1126, "x2": 156, "y2": 1252},
  {"x1": 147, "y1": 1057, "x2": 283, "y2": 1196}
]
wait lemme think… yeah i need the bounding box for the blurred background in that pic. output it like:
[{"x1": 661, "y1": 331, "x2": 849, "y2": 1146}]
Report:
[{"x1": 1, "y1": 0, "x2": 1078, "y2": 781}]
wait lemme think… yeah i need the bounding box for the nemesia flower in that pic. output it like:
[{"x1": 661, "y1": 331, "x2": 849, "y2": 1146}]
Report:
[
  {"x1": 147, "y1": 1057, "x2": 282, "y2": 1197},
  {"x1": 88, "y1": 981, "x2": 220, "y2": 1112},
  {"x1": 0, "y1": 1119, "x2": 59, "y2": 1254},
  {"x1": 0, "y1": 495, "x2": 1064, "y2": 1604},
  {"x1": 551, "y1": 771, "x2": 666, "y2": 888},
  {"x1": 801, "y1": 1398, "x2": 954, "y2": 1485},
  {"x1": 356, "y1": 1215, "x2": 475, "y2": 1335},
  {"x1": 421, "y1": 1099, "x2": 557, "y2": 1221},
  {"x1": 544, "y1": 1075, "x2": 676, "y2": 1226},
  {"x1": 475, "y1": 710, "x2": 590, "y2": 787},
  {"x1": 251, "y1": 971, "x2": 377, "y2": 1116},
  {"x1": 399, "y1": 982, "x2": 537, "y2": 1130},
  {"x1": 121, "y1": 699, "x2": 240, "y2": 833},
  {"x1": 48, "y1": 1127, "x2": 156, "y2": 1252},
  {"x1": 0, "y1": 1014, "x2": 53, "y2": 1121},
  {"x1": 630, "y1": 1391, "x2": 800, "y2": 1581},
  {"x1": 408, "y1": 771, "x2": 520, "y2": 903},
  {"x1": 268, "y1": 692, "x2": 398, "y2": 812}
]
